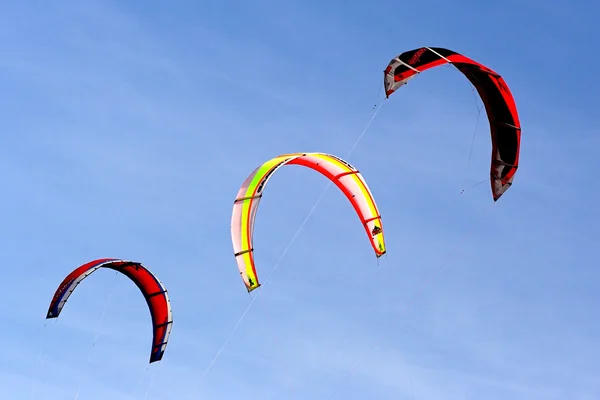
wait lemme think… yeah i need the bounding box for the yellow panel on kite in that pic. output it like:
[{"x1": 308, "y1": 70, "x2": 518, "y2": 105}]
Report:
[{"x1": 231, "y1": 152, "x2": 386, "y2": 292}]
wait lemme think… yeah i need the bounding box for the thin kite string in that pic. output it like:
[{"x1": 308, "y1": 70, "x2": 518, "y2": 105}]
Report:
[
  {"x1": 346, "y1": 100, "x2": 386, "y2": 159},
  {"x1": 326, "y1": 200, "x2": 497, "y2": 399},
  {"x1": 327, "y1": 68, "x2": 487, "y2": 399},
  {"x1": 30, "y1": 320, "x2": 54, "y2": 400},
  {"x1": 193, "y1": 99, "x2": 387, "y2": 397},
  {"x1": 466, "y1": 86, "x2": 484, "y2": 165},
  {"x1": 460, "y1": 86, "x2": 484, "y2": 194},
  {"x1": 29, "y1": 323, "x2": 46, "y2": 400},
  {"x1": 141, "y1": 365, "x2": 157, "y2": 400},
  {"x1": 232, "y1": 92, "x2": 387, "y2": 381},
  {"x1": 73, "y1": 271, "x2": 119, "y2": 400},
  {"x1": 131, "y1": 366, "x2": 150, "y2": 398}
]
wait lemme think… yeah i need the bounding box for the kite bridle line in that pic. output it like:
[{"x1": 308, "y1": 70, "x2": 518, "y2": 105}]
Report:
[
  {"x1": 141, "y1": 367, "x2": 157, "y2": 400},
  {"x1": 389, "y1": 54, "x2": 488, "y2": 197},
  {"x1": 459, "y1": 80, "x2": 486, "y2": 195},
  {"x1": 29, "y1": 319, "x2": 57, "y2": 400},
  {"x1": 131, "y1": 365, "x2": 150, "y2": 398},
  {"x1": 192, "y1": 98, "x2": 388, "y2": 399},
  {"x1": 31, "y1": 270, "x2": 120, "y2": 400},
  {"x1": 326, "y1": 199, "x2": 498, "y2": 399},
  {"x1": 72, "y1": 270, "x2": 120, "y2": 400}
]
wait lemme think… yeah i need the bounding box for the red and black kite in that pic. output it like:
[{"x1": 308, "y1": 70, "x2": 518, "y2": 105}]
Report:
[
  {"x1": 46, "y1": 258, "x2": 173, "y2": 363},
  {"x1": 384, "y1": 46, "x2": 521, "y2": 201}
]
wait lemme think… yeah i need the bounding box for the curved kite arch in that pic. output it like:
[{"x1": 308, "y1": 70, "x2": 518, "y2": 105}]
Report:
[
  {"x1": 46, "y1": 258, "x2": 173, "y2": 363},
  {"x1": 383, "y1": 46, "x2": 521, "y2": 201},
  {"x1": 231, "y1": 152, "x2": 386, "y2": 292}
]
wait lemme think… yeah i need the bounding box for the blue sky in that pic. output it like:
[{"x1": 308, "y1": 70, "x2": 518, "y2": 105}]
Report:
[{"x1": 1, "y1": 0, "x2": 598, "y2": 399}]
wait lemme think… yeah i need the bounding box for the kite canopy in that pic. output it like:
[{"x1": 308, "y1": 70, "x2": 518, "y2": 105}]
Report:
[
  {"x1": 46, "y1": 258, "x2": 173, "y2": 363},
  {"x1": 384, "y1": 46, "x2": 521, "y2": 201},
  {"x1": 231, "y1": 152, "x2": 386, "y2": 292}
]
